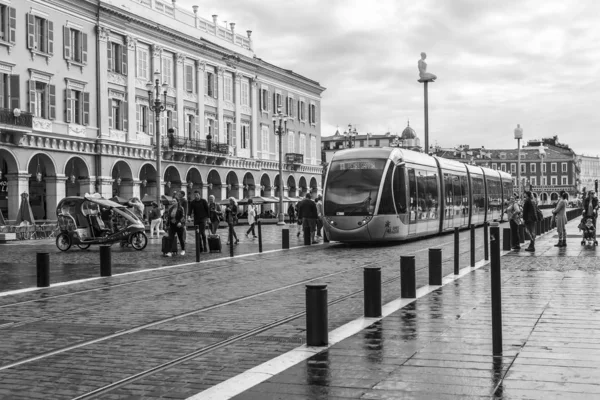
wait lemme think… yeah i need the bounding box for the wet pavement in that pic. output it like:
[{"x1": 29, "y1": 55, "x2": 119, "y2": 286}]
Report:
[{"x1": 0, "y1": 210, "x2": 597, "y2": 399}]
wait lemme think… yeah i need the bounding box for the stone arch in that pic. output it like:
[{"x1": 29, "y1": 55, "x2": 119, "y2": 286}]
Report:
[
  {"x1": 0, "y1": 148, "x2": 20, "y2": 221},
  {"x1": 185, "y1": 166, "x2": 203, "y2": 194},
  {"x1": 139, "y1": 163, "x2": 157, "y2": 200},
  {"x1": 309, "y1": 177, "x2": 318, "y2": 193},
  {"x1": 550, "y1": 192, "x2": 559, "y2": 202},
  {"x1": 298, "y1": 176, "x2": 308, "y2": 196},
  {"x1": 164, "y1": 164, "x2": 182, "y2": 197},
  {"x1": 64, "y1": 156, "x2": 90, "y2": 197},
  {"x1": 287, "y1": 175, "x2": 297, "y2": 198},
  {"x1": 225, "y1": 170, "x2": 240, "y2": 199},
  {"x1": 111, "y1": 160, "x2": 134, "y2": 198},
  {"x1": 539, "y1": 192, "x2": 548, "y2": 204},
  {"x1": 274, "y1": 174, "x2": 283, "y2": 198},
  {"x1": 207, "y1": 169, "x2": 222, "y2": 200},
  {"x1": 27, "y1": 153, "x2": 58, "y2": 220},
  {"x1": 242, "y1": 172, "x2": 256, "y2": 198},
  {"x1": 260, "y1": 173, "x2": 272, "y2": 197}
]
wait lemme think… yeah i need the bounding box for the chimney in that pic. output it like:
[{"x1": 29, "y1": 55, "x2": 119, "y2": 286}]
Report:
[
  {"x1": 230, "y1": 22, "x2": 235, "y2": 33},
  {"x1": 246, "y1": 30, "x2": 253, "y2": 50},
  {"x1": 212, "y1": 15, "x2": 218, "y2": 35},
  {"x1": 192, "y1": 5, "x2": 198, "y2": 27}
]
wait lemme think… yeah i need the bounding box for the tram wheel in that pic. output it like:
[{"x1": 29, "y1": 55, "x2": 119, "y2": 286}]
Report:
[
  {"x1": 56, "y1": 233, "x2": 72, "y2": 252},
  {"x1": 77, "y1": 243, "x2": 91, "y2": 250},
  {"x1": 130, "y1": 232, "x2": 148, "y2": 251}
]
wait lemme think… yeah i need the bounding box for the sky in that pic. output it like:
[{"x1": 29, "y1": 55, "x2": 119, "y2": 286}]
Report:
[{"x1": 178, "y1": 0, "x2": 600, "y2": 157}]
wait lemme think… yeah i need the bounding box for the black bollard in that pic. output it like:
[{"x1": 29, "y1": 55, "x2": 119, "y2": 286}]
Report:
[
  {"x1": 364, "y1": 267, "x2": 382, "y2": 318},
  {"x1": 429, "y1": 248, "x2": 442, "y2": 286},
  {"x1": 282, "y1": 228, "x2": 290, "y2": 249},
  {"x1": 490, "y1": 223, "x2": 503, "y2": 356},
  {"x1": 100, "y1": 245, "x2": 111, "y2": 277},
  {"x1": 470, "y1": 224, "x2": 475, "y2": 267},
  {"x1": 229, "y1": 224, "x2": 234, "y2": 258},
  {"x1": 36, "y1": 252, "x2": 50, "y2": 287},
  {"x1": 304, "y1": 226, "x2": 311, "y2": 245},
  {"x1": 258, "y1": 221, "x2": 263, "y2": 253},
  {"x1": 454, "y1": 227, "x2": 459, "y2": 275},
  {"x1": 503, "y1": 228, "x2": 511, "y2": 251},
  {"x1": 306, "y1": 284, "x2": 328, "y2": 346},
  {"x1": 400, "y1": 256, "x2": 416, "y2": 298},
  {"x1": 195, "y1": 225, "x2": 201, "y2": 263},
  {"x1": 483, "y1": 221, "x2": 489, "y2": 261},
  {"x1": 519, "y1": 225, "x2": 526, "y2": 243}
]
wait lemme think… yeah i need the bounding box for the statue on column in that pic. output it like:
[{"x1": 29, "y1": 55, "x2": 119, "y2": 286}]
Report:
[{"x1": 418, "y1": 52, "x2": 437, "y2": 82}]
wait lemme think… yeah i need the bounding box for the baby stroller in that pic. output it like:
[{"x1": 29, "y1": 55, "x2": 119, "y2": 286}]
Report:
[{"x1": 579, "y1": 216, "x2": 598, "y2": 246}]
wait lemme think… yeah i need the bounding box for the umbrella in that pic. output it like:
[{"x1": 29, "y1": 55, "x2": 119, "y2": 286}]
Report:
[
  {"x1": 110, "y1": 195, "x2": 130, "y2": 205},
  {"x1": 0, "y1": 208, "x2": 5, "y2": 225},
  {"x1": 141, "y1": 193, "x2": 156, "y2": 205},
  {"x1": 15, "y1": 192, "x2": 35, "y2": 225},
  {"x1": 160, "y1": 195, "x2": 175, "y2": 205}
]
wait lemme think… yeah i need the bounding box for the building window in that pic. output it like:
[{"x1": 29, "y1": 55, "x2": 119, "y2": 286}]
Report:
[
  {"x1": 205, "y1": 116, "x2": 217, "y2": 140},
  {"x1": 241, "y1": 124, "x2": 249, "y2": 149},
  {"x1": 298, "y1": 99, "x2": 306, "y2": 121},
  {"x1": 0, "y1": 73, "x2": 19, "y2": 109},
  {"x1": 551, "y1": 163, "x2": 557, "y2": 172},
  {"x1": 274, "y1": 92, "x2": 282, "y2": 111},
  {"x1": 541, "y1": 177, "x2": 547, "y2": 185},
  {"x1": 286, "y1": 96, "x2": 294, "y2": 117},
  {"x1": 108, "y1": 41, "x2": 127, "y2": 74},
  {"x1": 27, "y1": 14, "x2": 54, "y2": 54},
  {"x1": 161, "y1": 55, "x2": 173, "y2": 87},
  {"x1": 542, "y1": 163, "x2": 546, "y2": 173},
  {"x1": 160, "y1": 109, "x2": 176, "y2": 135},
  {"x1": 185, "y1": 64, "x2": 194, "y2": 93},
  {"x1": 308, "y1": 102, "x2": 317, "y2": 124},
  {"x1": 561, "y1": 162, "x2": 567, "y2": 172},
  {"x1": 224, "y1": 73, "x2": 233, "y2": 102},
  {"x1": 299, "y1": 134, "x2": 306, "y2": 156},
  {"x1": 109, "y1": 99, "x2": 121, "y2": 130},
  {"x1": 241, "y1": 79, "x2": 250, "y2": 106},
  {"x1": 530, "y1": 163, "x2": 536, "y2": 173},
  {"x1": 551, "y1": 176, "x2": 557, "y2": 185},
  {"x1": 288, "y1": 132, "x2": 295, "y2": 153},
  {"x1": 530, "y1": 177, "x2": 536, "y2": 185},
  {"x1": 136, "y1": 47, "x2": 149, "y2": 80},
  {"x1": 510, "y1": 163, "x2": 516, "y2": 173},
  {"x1": 561, "y1": 176, "x2": 568, "y2": 185},
  {"x1": 500, "y1": 163, "x2": 506, "y2": 172},
  {"x1": 310, "y1": 136, "x2": 317, "y2": 165},
  {"x1": 63, "y1": 26, "x2": 87, "y2": 64},
  {"x1": 260, "y1": 88, "x2": 270, "y2": 112},
  {"x1": 185, "y1": 113, "x2": 195, "y2": 139},
  {"x1": 65, "y1": 89, "x2": 89, "y2": 125},
  {"x1": 0, "y1": 6, "x2": 17, "y2": 45},
  {"x1": 136, "y1": 104, "x2": 151, "y2": 134},
  {"x1": 29, "y1": 80, "x2": 56, "y2": 120},
  {"x1": 225, "y1": 121, "x2": 233, "y2": 146},
  {"x1": 261, "y1": 125, "x2": 269, "y2": 153},
  {"x1": 492, "y1": 163, "x2": 497, "y2": 170},
  {"x1": 520, "y1": 164, "x2": 526, "y2": 173},
  {"x1": 375, "y1": 139, "x2": 380, "y2": 146},
  {"x1": 205, "y1": 70, "x2": 217, "y2": 98}
]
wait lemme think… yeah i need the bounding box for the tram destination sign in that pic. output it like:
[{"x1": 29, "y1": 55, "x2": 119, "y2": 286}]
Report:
[{"x1": 338, "y1": 161, "x2": 378, "y2": 170}]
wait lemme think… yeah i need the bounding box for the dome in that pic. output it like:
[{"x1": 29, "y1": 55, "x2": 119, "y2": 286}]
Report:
[{"x1": 401, "y1": 121, "x2": 417, "y2": 140}]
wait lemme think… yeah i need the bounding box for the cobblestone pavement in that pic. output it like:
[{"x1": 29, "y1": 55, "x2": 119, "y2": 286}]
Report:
[{"x1": 0, "y1": 210, "x2": 582, "y2": 399}]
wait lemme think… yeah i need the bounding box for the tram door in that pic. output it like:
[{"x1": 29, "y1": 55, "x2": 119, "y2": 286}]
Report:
[{"x1": 407, "y1": 168, "x2": 417, "y2": 236}]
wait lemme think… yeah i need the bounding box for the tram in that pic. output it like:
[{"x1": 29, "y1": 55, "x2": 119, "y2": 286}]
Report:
[{"x1": 323, "y1": 147, "x2": 513, "y2": 242}]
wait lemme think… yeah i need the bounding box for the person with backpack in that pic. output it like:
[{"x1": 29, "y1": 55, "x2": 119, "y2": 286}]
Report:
[
  {"x1": 165, "y1": 198, "x2": 186, "y2": 257},
  {"x1": 506, "y1": 193, "x2": 522, "y2": 250},
  {"x1": 245, "y1": 198, "x2": 258, "y2": 239},
  {"x1": 522, "y1": 190, "x2": 538, "y2": 252},
  {"x1": 208, "y1": 195, "x2": 223, "y2": 234},
  {"x1": 189, "y1": 190, "x2": 210, "y2": 252},
  {"x1": 225, "y1": 197, "x2": 239, "y2": 245}
]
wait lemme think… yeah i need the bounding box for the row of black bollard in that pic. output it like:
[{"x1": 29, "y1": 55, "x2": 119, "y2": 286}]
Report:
[
  {"x1": 282, "y1": 228, "x2": 290, "y2": 249},
  {"x1": 258, "y1": 221, "x2": 263, "y2": 253}
]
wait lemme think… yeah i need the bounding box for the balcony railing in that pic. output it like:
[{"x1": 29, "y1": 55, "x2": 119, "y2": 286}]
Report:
[
  {"x1": 285, "y1": 153, "x2": 304, "y2": 164},
  {"x1": 162, "y1": 135, "x2": 229, "y2": 155},
  {"x1": 0, "y1": 108, "x2": 33, "y2": 129}
]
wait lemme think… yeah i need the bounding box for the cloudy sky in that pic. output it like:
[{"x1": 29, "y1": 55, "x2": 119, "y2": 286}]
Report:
[{"x1": 179, "y1": 0, "x2": 600, "y2": 156}]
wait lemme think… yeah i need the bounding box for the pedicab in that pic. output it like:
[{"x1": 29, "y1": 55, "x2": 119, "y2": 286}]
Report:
[{"x1": 55, "y1": 193, "x2": 148, "y2": 251}]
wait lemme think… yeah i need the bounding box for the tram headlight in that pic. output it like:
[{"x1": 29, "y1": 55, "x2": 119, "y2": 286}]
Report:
[
  {"x1": 325, "y1": 217, "x2": 337, "y2": 227},
  {"x1": 357, "y1": 216, "x2": 373, "y2": 226}
]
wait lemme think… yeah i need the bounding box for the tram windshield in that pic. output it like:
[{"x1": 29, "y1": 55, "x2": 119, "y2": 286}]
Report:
[{"x1": 324, "y1": 158, "x2": 386, "y2": 216}]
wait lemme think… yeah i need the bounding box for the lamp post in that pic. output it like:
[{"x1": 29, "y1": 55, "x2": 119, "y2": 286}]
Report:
[
  {"x1": 514, "y1": 124, "x2": 523, "y2": 197},
  {"x1": 539, "y1": 147, "x2": 546, "y2": 204},
  {"x1": 344, "y1": 124, "x2": 357, "y2": 148},
  {"x1": 147, "y1": 71, "x2": 169, "y2": 206},
  {"x1": 272, "y1": 106, "x2": 287, "y2": 225}
]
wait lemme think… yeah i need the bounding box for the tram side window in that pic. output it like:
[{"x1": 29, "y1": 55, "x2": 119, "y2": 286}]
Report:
[
  {"x1": 393, "y1": 166, "x2": 407, "y2": 213},
  {"x1": 425, "y1": 171, "x2": 438, "y2": 219},
  {"x1": 416, "y1": 170, "x2": 427, "y2": 219},
  {"x1": 408, "y1": 168, "x2": 417, "y2": 221},
  {"x1": 444, "y1": 174, "x2": 454, "y2": 217},
  {"x1": 451, "y1": 175, "x2": 462, "y2": 215},
  {"x1": 460, "y1": 175, "x2": 469, "y2": 216},
  {"x1": 378, "y1": 164, "x2": 396, "y2": 215},
  {"x1": 472, "y1": 177, "x2": 485, "y2": 214}
]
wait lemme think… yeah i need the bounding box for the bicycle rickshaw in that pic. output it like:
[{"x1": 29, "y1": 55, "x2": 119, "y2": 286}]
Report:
[{"x1": 55, "y1": 193, "x2": 148, "y2": 251}]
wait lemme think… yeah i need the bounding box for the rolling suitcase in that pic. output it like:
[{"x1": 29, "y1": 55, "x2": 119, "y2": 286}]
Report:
[
  {"x1": 162, "y1": 235, "x2": 177, "y2": 255},
  {"x1": 207, "y1": 234, "x2": 222, "y2": 253}
]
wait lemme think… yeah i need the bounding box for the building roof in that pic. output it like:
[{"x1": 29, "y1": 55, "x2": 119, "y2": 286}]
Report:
[{"x1": 400, "y1": 121, "x2": 417, "y2": 139}]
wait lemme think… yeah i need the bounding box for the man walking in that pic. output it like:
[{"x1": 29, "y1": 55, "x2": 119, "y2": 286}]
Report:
[
  {"x1": 315, "y1": 194, "x2": 324, "y2": 238},
  {"x1": 297, "y1": 193, "x2": 319, "y2": 244},
  {"x1": 189, "y1": 190, "x2": 209, "y2": 252}
]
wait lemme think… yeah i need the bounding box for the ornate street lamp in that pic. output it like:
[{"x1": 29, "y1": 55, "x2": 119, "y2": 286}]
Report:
[
  {"x1": 272, "y1": 106, "x2": 288, "y2": 225},
  {"x1": 147, "y1": 71, "x2": 169, "y2": 206},
  {"x1": 514, "y1": 124, "x2": 523, "y2": 196},
  {"x1": 344, "y1": 124, "x2": 357, "y2": 148}
]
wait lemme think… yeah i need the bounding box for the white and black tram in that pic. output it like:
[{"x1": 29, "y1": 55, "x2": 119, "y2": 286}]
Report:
[{"x1": 323, "y1": 147, "x2": 513, "y2": 242}]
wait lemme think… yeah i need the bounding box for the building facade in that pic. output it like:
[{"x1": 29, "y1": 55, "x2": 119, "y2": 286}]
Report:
[
  {"x1": 0, "y1": 0, "x2": 325, "y2": 221},
  {"x1": 579, "y1": 155, "x2": 600, "y2": 193}
]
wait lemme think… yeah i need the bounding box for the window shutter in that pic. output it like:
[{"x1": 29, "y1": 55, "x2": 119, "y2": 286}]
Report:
[
  {"x1": 83, "y1": 92, "x2": 89, "y2": 125},
  {"x1": 204, "y1": 72, "x2": 208, "y2": 95},
  {"x1": 160, "y1": 113, "x2": 165, "y2": 135},
  {"x1": 82, "y1": 33, "x2": 88, "y2": 64},
  {"x1": 185, "y1": 65, "x2": 193, "y2": 92},
  {"x1": 8, "y1": 7, "x2": 16, "y2": 44},
  {"x1": 121, "y1": 44, "x2": 127, "y2": 75},
  {"x1": 122, "y1": 100, "x2": 128, "y2": 131},
  {"x1": 172, "y1": 110, "x2": 177, "y2": 133},
  {"x1": 108, "y1": 98, "x2": 112, "y2": 127},
  {"x1": 213, "y1": 73, "x2": 217, "y2": 99},
  {"x1": 49, "y1": 85, "x2": 56, "y2": 120},
  {"x1": 149, "y1": 112, "x2": 154, "y2": 136},
  {"x1": 297, "y1": 100, "x2": 300, "y2": 119},
  {"x1": 0, "y1": 77, "x2": 3, "y2": 108},
  {"x1": 63, "y1": 26, "x2": 71, "y2": 59},
  {"x1": 28, "y1": 80, "x2": 36, "y2": 113},
  {"x1": 143, "y1": 106, "x2": 148, "y2": 133},
  {"x1": 9, "y1": 75, "x2": 19, "y2": 109},
  {"x1": 47, "y1": 21, "x2": 54, "y2": 55},
  {"x1": 205, "y1": 117, "x2": 209, "y2": 137},
  {"x1": 167, "y1": 110, "x2": 172, "y2": 129},
  {"x1": 272, "y1": 92, "x2": 275, "y2": 112},
  {"x1": 214, "y1": 119, "x2": 219, "y2": 141},
  {"x1": 64, "y1": 89, "x2": 71, "y2": 122},
  {"x1": 259, "y1": 89, "x2": 263, "y2": 111},
  {"x1": 195, "y1": 115, "x2": 200, "y2": 138},
  {"x1": 232, "y1": 122, "x2": 237, "y2": 147},
  {"x1": 268, "y1": 90, "x2": 272, "y2": 112},
  {"x1": 107, "y1": 43, "x2": 113, "y2": 71},
  {"x1": 136, "y1": 104, "x2": 141, "y2": 132},
  {"x1": 27, "y1": 14, "x2": 35, "y2": 49}
]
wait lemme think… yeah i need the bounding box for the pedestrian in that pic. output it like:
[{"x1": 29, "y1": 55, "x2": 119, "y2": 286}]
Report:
[
  {"x1": 245, "y1": 198, "x2": 258, "y2": 239},
  {"x1": 149, "y1": 202, "x2": 163, "y2": 238},
  {"x1": 128, "y1": 197, "x2": 144, "y2": 220},
  {"x1": 583, "y1": 190, "x2": 598, "y2": 227},
  {"x1": 553, "y1": 192, "x2": 569, "y2": 247},
  {"x1": 225, "y1": 197, "x2": 239, "y2": 245},
  {"x1": 522, "y1": 191, "x2": 538, "y2": 252},
  {"x1": 297, "y1": 193, "x2": 319, "y2": 244},
  {"x1": 189, "y1": 190, "x2": 209, "y2": 252},
  {"x1": 100, "y1": 206, "x2": 114, "y2": 233},
  {"x1": 315, "y1": 194, "x2": 324, "y2": 238},
  {"x1": 506, "y1": 193, "x2": 522, "y2": 250},
  {"x1": 287, "y1": 203, "x2": 296, "y2": 224},
  {"x1": 165, "y1": 198, "x2": 186, "y2": 257},
  {"x1": 208, "y1": 195, "x2": 223, "y2": 234}
]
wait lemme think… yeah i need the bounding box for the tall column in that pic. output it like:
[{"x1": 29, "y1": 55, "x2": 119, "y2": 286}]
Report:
[
  {"x1": 251, "y1": 78, "x2": 259, "y2": 158},
  {"x1": 97, "y1": 26, "x2": 110, "y2": 137},
  {"x1": 197, "y1": 61, "x2": 205, "y2": 140},
  {"x1": 220, "y1": 184, "x2": 227, "y2": 201},
  {"x1": 234, "y1": 72, "x2": 242, "y2": 152},
  {"x1": 6, "y1": 173, "x2": 30, "y2": 221},
  {"x1": 201, "y1": 183, "x2": 208, "y2": 201},
  {"x1": 45, "y1": 176, "x2": 67, "y2": 220},
  {"x1": 97, "y1": 177, "x2": 114, "y2": 199},
  {"x1": 126, "y1": 36, "x2": 137, "y2": 143},
  {"x1": 152, "y1": 45, "x2": 162, "y2": 84},
  {"x1": 131, "y1": 180, "x2": 142, "y2": 199},
  {"x1": 217, "y1": 67, "x2": 225, "y2": 143},
  {"x1": 78, "y1": 178, "x2": 96, "y2": 196},
  {"x1": 176, "y1": 53, "x2": 185, "y2": 137}
]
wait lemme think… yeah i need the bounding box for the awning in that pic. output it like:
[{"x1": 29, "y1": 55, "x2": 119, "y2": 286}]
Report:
[
  {"x1": 109, "y1": 195, "x2": 130, "y2": 205},
  {"x1": 85, "y1": 194, "x2": 126, "y2": 209}
]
